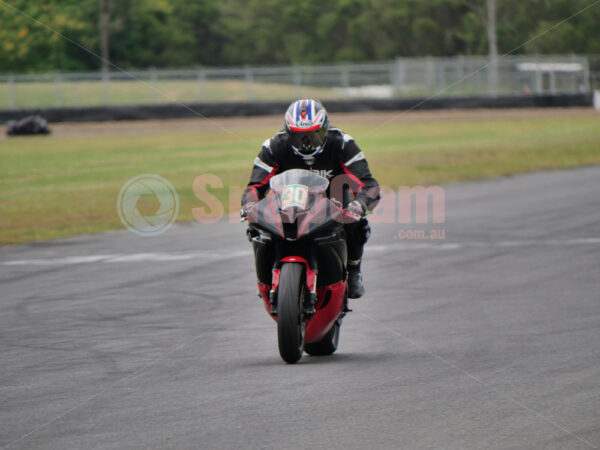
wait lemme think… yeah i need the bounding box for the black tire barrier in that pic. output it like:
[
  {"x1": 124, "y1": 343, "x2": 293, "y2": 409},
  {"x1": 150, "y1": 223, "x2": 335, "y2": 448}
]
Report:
[{"x1": 0, "y1": 93, "x2": 593, "y2": 124}]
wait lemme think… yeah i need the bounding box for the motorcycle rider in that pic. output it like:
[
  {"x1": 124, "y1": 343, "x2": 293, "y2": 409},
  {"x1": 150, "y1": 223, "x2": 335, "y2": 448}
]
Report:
[{"x1": 242, "y1": 99, "x2": 380, "y2": 298}]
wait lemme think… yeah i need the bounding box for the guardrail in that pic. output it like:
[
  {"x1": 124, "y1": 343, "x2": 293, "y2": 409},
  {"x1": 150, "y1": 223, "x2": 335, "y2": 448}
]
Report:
[
  {"x1": 0, "y1": 55, "x2": 592, "y2": 109},
  {"x1": 0, "y1": 94, "x2": 592, "y2": 124}
]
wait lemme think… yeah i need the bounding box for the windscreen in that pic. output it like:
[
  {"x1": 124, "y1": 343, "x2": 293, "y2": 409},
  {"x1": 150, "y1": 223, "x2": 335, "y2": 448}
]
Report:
[{"x1": 269, "y1": 169, "x2": 329, "y2": 191}]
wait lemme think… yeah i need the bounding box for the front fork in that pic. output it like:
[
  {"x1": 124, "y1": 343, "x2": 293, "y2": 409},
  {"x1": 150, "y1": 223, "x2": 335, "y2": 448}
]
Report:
[{"x1": 268, "y1": 256, "x2": 317, "y2": 318}]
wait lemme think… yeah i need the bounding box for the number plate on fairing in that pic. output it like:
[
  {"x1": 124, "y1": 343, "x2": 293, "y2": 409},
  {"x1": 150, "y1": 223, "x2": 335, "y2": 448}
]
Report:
[{"x1": 281, "y1": 184, "x2": 309, "y2": 210}]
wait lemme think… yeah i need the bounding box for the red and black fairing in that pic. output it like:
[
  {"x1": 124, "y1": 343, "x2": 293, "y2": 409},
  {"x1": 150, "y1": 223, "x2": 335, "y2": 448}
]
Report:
[{"x1": 248, "y1": 169, "x2": 355, "y2": 344}]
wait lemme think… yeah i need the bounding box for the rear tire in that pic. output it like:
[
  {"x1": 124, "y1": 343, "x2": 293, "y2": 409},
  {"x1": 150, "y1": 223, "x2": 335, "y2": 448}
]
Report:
[
  {"x1": 277, "y1": 263, "x2": 305, "y2": 364},
  {"x1": 305, "y1": 321, "x2": 340, "y2": 356}
]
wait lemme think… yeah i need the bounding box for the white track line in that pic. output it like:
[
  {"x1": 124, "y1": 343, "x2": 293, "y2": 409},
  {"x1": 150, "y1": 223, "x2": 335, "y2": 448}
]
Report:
[
  {"x1": 2, "y1": 250, "x2": 252, "y2": 266},
  {"x1": 2, "y1": 238, "x2": 599, "y2": 267},
  {"x1": 367, "y1": 237, "x2": 600, "y2": 253}
]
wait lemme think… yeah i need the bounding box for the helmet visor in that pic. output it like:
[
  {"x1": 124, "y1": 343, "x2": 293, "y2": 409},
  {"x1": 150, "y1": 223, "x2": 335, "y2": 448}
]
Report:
[{"x1": 289, "y1": 129, "x2": 325, "y2": 154}]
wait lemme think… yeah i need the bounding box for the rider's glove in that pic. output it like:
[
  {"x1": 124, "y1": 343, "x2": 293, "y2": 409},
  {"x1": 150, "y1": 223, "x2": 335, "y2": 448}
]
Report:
[
  {"x1": 345, "y1": 200, "x2": 365, "y2": 217},
  {"x1": 240, "y1": 202, "x2": 256, "y2": 220}
]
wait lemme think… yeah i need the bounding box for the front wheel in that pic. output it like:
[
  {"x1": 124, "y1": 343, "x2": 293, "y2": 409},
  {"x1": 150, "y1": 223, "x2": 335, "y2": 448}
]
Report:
[{"x1": 277, "y1": 263, "x2": 306, "y2": 363}]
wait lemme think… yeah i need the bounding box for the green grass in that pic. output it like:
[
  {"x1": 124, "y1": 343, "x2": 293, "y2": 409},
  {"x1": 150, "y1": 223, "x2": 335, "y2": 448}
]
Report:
[
  {"x1": 1, "y1": 113, "x2": 599, "y2": 245},
  {"x1": 0, "y1": 78, "x2": 493, "y2": 108},
  {"x1": 0, "y1": 79, "x2": 345, "y2": 108}
]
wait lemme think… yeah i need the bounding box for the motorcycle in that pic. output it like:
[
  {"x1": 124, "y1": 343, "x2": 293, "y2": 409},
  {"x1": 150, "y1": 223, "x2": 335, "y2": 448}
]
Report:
[
  {"x1": 245, "y1": 169, "x2": 358, "y2": 363},
  {"x1": 6, "y1": 115, "x2": 51, "y2": 136}
]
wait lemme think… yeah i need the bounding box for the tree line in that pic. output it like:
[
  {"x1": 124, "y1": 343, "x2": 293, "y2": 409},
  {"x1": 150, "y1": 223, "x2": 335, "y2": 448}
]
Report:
[{"x1": 1, "y1": 0, "x2": 599, "y2": 73}]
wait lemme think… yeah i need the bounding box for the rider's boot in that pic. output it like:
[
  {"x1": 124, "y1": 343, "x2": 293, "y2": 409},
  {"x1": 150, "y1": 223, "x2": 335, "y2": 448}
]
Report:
[{"x1": 347, "y1": 259, "x2": 365, "y2": 299}]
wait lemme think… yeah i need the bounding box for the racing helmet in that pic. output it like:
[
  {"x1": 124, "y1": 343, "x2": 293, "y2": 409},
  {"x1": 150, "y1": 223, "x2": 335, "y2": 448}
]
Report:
[{"x1": 284, "y1": 99, "x2": 329, "y2": 163}]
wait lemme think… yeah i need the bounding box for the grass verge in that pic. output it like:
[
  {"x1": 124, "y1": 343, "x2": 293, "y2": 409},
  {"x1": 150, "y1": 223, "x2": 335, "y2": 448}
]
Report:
[{"x1": 1, "y1": 110, "x2": 599, "y2": 245}]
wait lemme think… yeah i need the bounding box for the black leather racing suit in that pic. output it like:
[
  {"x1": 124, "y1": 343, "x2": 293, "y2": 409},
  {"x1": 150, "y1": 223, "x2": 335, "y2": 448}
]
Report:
[{"x1": 242, "y1": 127, "x2": 381, "y2": 263}]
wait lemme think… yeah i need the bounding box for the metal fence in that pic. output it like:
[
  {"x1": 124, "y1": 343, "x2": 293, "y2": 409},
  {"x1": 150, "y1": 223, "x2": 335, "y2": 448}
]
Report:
[
  {"x1": 588, "y1": 55, "x2": 600, "y2": 92},
  {"x1": 0, "y1": 55, "x2": 592, "y2": 109}
]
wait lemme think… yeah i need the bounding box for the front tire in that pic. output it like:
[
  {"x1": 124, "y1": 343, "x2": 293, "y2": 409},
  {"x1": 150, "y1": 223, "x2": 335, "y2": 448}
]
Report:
[{"x1": 277, "y1": 263, "x2": 305, "y2": 364}]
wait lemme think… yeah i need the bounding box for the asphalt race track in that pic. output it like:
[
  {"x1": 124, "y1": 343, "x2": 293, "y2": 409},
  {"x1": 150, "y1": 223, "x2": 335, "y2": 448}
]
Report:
[{"x1": 1, "y1": 166, "x2": 599, "y2": 449}]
